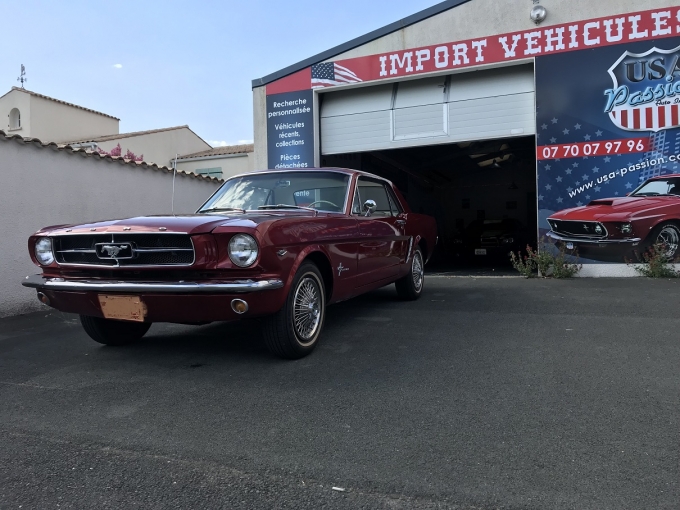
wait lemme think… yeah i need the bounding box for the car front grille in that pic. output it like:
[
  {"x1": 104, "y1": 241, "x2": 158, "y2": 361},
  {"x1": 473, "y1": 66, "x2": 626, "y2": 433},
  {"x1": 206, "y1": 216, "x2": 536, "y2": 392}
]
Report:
[
  {"x1": 54, "y1": 233, "x2": 195, "y2": 267},
  {"x1": 548, "y1": 220, "x2": 608, "y2": 239},
  {"x1": 480, "y1": 237, "x2": 500, "y2": 247}
]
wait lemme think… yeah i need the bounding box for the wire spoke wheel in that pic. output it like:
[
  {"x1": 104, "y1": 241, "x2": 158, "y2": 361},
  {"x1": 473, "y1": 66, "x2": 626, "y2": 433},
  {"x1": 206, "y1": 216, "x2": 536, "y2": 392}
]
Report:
[
  {"x1": 411, "y1": 251, "x2": 424, "y2": 292},
  {"x1": 396, "y1": 247, "x2": 425, "y2": 300},
  {"x1": 656, "y1": 225, "x2": 680, "y2": 259},
  {"x1": 263, "y1": 263, "x2": 326, "y2": 359},
  {"x1": 293, "y1": 276, "x2": 322, "y2": 345}
]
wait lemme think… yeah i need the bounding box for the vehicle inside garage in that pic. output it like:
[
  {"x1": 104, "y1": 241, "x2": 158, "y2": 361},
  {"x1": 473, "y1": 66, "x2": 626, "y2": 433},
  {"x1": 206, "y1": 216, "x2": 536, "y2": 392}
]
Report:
[{"x1": 321, "y1": 136, "x2": 537, "y2": 271}]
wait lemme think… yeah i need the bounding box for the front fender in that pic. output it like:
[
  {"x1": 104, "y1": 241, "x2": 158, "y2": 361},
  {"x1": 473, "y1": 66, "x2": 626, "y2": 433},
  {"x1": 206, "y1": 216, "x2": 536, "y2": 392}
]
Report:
[{"x1": 286, "y1": 245, "x2": 334, "y2": 291}]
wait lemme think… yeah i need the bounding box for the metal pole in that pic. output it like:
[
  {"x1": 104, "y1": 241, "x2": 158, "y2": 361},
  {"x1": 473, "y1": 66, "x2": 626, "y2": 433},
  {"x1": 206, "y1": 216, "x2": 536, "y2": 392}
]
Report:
[{"x1": 171, "y1": 154, "x2": 178, "y2": 216}]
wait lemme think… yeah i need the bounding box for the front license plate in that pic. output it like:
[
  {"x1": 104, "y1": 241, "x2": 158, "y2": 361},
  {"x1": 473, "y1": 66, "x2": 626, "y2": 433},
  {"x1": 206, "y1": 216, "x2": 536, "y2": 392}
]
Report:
[
  {"x1": 475, "y1": 249, "x2": 487, "y2": 256},
  {"x1": 98, "y1": 295, "x2": 147, "y2": 322},
  {"x1": 566, "y1": 242, "x2": 574, "y2": 250}
]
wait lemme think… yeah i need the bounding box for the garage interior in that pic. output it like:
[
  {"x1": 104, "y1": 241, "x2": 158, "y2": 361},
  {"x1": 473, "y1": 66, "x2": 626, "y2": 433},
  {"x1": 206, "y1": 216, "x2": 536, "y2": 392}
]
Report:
[{"x1": 319, "y1": 64, "x2": 538, "y2": 272}]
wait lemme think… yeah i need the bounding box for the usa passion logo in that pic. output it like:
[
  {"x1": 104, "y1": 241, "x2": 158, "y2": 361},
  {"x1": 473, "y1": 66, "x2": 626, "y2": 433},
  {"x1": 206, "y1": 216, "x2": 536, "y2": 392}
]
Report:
[{"x1": 604, "y1": 45, "x2": 680, "y2": 133}]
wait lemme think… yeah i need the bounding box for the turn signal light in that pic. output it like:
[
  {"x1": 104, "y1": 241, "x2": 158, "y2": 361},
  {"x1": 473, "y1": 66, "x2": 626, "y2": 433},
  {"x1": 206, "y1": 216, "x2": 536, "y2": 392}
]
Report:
[
  {"x1": 37, "y1": 292, "x2": 51, "y2": 306},
  {"x1": 231, "y1": 299, "x2": 248, "y2": 314}
]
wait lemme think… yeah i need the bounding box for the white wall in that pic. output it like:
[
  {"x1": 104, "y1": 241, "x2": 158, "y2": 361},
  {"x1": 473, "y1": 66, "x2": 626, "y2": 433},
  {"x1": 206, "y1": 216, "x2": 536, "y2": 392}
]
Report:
[
  {"x1": 96, "y1": 127, "x2": 211, "y2": 168},
  {"x1": 177, "y1": 153, "x2": 255, "y2": 180},
  {"x1": 252, "y1": 86, "x2": 268, "y2": 170},
  {"x1": 0, "y1": 137, "x2": 221, "y2": 318}
]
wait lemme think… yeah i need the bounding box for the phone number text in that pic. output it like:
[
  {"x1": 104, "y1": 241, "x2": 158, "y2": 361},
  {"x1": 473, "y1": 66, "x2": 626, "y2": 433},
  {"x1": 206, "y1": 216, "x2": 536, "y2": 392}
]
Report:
[{"x1": 537, "y1": 138, "x2": 649, "y2": 160}]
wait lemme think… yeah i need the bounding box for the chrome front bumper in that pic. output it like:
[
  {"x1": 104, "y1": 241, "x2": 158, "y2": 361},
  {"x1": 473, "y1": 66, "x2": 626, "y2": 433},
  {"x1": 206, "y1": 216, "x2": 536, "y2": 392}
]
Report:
[
  {"x1": 546, "y1": 231, "x2": 641, "y2": 245},
  {"x1": 22, "y1": 274, "x2": 284, "y2": 294}
]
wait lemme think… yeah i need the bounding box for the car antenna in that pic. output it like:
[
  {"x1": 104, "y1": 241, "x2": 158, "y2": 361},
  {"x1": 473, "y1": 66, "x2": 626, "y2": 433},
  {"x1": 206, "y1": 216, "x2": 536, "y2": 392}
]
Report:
[{"x1": 171, "y1": 153, "x2": 178, "y2": 216}]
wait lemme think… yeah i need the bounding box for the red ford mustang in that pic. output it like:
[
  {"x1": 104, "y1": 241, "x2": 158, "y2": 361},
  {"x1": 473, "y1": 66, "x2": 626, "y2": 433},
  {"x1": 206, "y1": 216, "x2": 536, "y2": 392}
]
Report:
[
  {"x1": 547, "y1": 174, "x2": 680, "y2": 262},
  {"x1": 23, "y1": 168, "x2": 437, "y2": 359}
]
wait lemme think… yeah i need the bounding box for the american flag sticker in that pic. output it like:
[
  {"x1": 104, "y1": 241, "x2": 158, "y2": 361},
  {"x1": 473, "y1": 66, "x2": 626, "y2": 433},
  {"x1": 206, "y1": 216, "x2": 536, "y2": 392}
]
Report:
[
  {"x1": 606, "y1": 45, "x2": 680, "y2": 133},
  {"x1": 610, "y1": 104, "x2": 680, "y2": 132},
  {"x1": 311, "y1": 62, "x2": 363, "y2": 88}
]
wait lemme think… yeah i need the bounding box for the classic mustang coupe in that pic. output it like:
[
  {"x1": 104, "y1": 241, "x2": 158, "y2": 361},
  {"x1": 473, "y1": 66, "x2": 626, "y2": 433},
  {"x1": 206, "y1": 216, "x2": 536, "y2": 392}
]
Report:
[
  {"x1": 547, "y1": 174, "x2": 680, "y2": 261},
  {"x1": 23, "y1": 168, "x2": 437, "y2": 358}
]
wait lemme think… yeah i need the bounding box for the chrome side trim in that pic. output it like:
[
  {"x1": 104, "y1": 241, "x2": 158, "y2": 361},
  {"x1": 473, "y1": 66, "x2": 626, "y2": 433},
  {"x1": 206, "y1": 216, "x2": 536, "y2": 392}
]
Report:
[
  {"x1": 22, "y1": 275, "x2": 284, "y2": 294},
  {"x1": 546, "y1": 231, "x2": 641, "y2": 244}
]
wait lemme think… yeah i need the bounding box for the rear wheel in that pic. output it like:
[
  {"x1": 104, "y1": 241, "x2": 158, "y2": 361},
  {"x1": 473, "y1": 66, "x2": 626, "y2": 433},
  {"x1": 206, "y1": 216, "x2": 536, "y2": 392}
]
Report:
[
  {"x1": 263, "y1": 263, "x2": 326, "y2": 359},
  {"x1": 395, "y1": 248, "x2": 424, "y2": 300},
  {"x1": 80, "y1": 315, "x2": 151, "y2": 346}
]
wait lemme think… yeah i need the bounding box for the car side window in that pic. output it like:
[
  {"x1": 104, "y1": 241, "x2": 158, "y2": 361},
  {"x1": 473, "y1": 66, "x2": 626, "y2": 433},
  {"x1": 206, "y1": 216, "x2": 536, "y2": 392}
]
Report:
[
  {"x1": 356, "y1": 178, "x2": 394, "y2": 217},
  {"x1": 386, "y1": 186, "x2": 403, "y2": 215},
  {"x1": 351, "y1": 186, "x2": 362, "y2": 215}
]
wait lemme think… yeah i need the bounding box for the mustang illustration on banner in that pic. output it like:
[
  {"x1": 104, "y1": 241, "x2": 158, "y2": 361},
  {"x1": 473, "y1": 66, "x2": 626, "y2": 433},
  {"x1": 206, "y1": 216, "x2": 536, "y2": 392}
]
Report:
[{"x1": 538, "y1": 36, "x2": 680, "y2": 263}]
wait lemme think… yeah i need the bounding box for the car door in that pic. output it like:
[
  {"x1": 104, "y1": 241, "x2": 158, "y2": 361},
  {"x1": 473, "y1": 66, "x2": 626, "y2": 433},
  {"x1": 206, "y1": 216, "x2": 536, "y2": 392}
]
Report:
[{"x1": 353, "y1": 177, "x2": 407, "y2": 284}]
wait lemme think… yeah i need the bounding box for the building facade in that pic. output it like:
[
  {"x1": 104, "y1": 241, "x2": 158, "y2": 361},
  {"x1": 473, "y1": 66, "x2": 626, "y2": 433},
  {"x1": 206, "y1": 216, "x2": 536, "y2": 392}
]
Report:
[
  {"x1": 252, "y1": 0, "x2": 680, "y2": 276},
  {"x1": 70, "y1": 125, "x2": 212, "y2": 168},
  {"x1": 0, "y1": 87, "x2": 119, "y2": 143},
  {"x1": 175, "y1": 144, "x2": 255, "y2": 180}
]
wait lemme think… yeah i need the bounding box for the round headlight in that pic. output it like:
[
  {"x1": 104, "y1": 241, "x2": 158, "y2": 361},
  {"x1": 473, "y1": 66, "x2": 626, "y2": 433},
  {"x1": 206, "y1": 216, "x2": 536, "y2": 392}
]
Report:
[
  {"x1": 228, "y1": 234, "x2": 258, "y2": 267},
  {"x1": 35, "y1": 237, "x2": 54, "y2": 266},
  {"x1": 595, "y1": 225, "x2": 603, "y2": 235},
  {"x1": 620, "y1": 223, "x2": 633, "y2": 234}
]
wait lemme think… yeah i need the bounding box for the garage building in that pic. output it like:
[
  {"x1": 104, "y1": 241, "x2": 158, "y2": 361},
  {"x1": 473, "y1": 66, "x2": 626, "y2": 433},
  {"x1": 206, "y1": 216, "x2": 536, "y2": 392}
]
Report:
[{"x1": 252, "y1": 0, "x2": 680, "y2": 275}]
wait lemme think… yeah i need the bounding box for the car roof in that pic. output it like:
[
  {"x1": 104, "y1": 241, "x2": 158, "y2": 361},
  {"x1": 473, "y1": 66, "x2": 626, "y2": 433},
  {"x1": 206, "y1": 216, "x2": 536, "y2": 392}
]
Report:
[
  {"x1": 649, "y1": 173, "x2": 680, "y2": 181},
  {"x1": 243, "y1": 167, "x2": 394, "y2": 185}
]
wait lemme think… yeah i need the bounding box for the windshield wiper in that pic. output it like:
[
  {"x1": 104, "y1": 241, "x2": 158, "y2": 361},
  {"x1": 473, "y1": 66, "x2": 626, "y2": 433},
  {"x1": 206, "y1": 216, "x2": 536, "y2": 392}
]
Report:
[
  {"x1": 258, "y1": 204, "x2": 318, "y2": 214},
  {"x1": 198, "y1": 207, "x2": 246, "y2": 214}
]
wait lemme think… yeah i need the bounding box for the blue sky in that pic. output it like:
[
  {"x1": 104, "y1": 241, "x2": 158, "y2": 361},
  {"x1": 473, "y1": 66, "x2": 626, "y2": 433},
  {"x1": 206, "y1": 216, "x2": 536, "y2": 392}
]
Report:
[{"x1": 2, "y1": 0, "x2": 439, "y2": 146}]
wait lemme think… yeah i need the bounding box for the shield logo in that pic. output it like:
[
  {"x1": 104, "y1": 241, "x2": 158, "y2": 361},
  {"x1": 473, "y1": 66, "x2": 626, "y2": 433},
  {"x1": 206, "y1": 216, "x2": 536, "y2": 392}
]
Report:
[{"x1": 605, "y1": 45, "x2": 680, "y2": 133}]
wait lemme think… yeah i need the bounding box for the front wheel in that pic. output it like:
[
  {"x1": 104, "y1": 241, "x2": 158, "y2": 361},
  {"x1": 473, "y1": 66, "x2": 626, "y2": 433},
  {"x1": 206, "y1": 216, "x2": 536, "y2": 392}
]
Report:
[
  {"x1": 263, "y1": 262, "x2": 326, "y2": 359},
  {"x1": 395, "y1": 247, "x2": 424, "y2": 300},
  {"x1": 80, "y1": 315, "x2": 151, "y2": 346},
  {"x1": 641, "y1": 222, "x2": 680, "y2": 261}
]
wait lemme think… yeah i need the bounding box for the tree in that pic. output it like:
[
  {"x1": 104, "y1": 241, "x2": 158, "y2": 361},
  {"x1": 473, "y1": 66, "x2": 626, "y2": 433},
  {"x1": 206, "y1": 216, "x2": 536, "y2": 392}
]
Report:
[{"x1": 97, "y1": 143, "x2": 144, "y2": 162}]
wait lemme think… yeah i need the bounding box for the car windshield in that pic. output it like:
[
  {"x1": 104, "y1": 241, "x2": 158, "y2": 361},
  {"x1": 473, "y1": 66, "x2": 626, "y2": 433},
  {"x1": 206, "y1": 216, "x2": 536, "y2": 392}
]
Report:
[
  {"x1": 631, "y1": 178, "x2": 680, "y2": 197},
  {"x1": 198, "y1": 171, "x2": 350, "y2": 213}
]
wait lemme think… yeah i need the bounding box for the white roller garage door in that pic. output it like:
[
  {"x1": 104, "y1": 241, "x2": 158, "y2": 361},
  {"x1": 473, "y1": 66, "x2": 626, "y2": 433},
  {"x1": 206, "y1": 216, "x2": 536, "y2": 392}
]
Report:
[{"x1": 320, "y1": 64, "x2": 535, "y2": 155}]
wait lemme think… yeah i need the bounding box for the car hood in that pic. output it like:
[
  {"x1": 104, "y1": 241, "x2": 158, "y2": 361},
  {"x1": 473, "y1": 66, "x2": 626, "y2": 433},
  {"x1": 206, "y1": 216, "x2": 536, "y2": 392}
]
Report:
[
  {"x1": 36, "y1": 212, "x2": 317, "y2": 236},
  {"x1": 549, "y1": 196, "x2": 680, "y2": 221}
]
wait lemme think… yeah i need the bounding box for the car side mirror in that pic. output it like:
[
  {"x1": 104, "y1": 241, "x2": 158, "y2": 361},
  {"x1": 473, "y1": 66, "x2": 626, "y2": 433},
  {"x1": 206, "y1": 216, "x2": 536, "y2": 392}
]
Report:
[{"x1": 363, "y1": 200, "x2": 377, "y2": 217}]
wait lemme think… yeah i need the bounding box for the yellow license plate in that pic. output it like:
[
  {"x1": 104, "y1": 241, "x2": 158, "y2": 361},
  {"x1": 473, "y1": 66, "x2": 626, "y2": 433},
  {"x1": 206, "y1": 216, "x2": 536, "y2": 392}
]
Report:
[{"x1": 98, "y1": 295, "x2": 147, "y2": 322}]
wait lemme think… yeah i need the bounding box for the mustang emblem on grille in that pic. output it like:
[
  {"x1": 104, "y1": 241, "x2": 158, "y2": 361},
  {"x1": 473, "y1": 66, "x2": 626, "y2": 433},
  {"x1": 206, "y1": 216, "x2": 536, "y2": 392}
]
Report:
[
  {"x1": 95, "y1": 242, "x2": 134, "y2": 260},
  {"x1": 583, "y1": 224, "x2": 590, "y2": 231},
  {"x1": 102, "y1": 245, "x2": 124, "y2": 257}
]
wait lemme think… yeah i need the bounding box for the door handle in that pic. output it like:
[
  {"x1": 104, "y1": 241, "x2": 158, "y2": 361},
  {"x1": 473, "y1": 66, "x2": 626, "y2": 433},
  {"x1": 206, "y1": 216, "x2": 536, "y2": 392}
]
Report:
[{"x1": 396, "y1": 220, "x2": 406, "y2": 226}]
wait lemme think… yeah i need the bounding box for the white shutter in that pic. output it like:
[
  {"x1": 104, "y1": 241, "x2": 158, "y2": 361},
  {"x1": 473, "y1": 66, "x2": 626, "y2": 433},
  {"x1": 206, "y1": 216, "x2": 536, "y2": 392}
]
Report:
[{"x1": 320, "y1": 64, "x2": 535, "y2": 155}]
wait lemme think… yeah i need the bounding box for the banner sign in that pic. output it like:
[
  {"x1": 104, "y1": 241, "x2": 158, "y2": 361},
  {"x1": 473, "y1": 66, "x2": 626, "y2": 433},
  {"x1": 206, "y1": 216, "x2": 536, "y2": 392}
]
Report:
[
  {"x1": 536, "y1": 36, "x2": 680, "y2": 263},
  {"x1": 266, "y1": 90, "x2": 315, "y2": 169},
  {"x1": 266, "y1": 7, "x2": 680, "y2": 94}
]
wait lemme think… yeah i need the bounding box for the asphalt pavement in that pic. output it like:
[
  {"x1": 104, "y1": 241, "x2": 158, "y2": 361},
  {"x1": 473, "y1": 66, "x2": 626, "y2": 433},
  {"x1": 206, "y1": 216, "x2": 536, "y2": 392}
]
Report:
[{"x1": 0, "y1": 277, "x2": 678, "y2": 509}]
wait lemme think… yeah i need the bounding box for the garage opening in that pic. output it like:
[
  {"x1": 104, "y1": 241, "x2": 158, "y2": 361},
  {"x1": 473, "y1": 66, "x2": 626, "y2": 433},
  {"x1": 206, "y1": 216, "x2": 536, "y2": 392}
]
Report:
[
  {"x1": 321, "y1": 137, "x2": 537, "y2": 272},
  {"x1": 319, "y1": 64, "x2": 537, "y2": 273}
]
